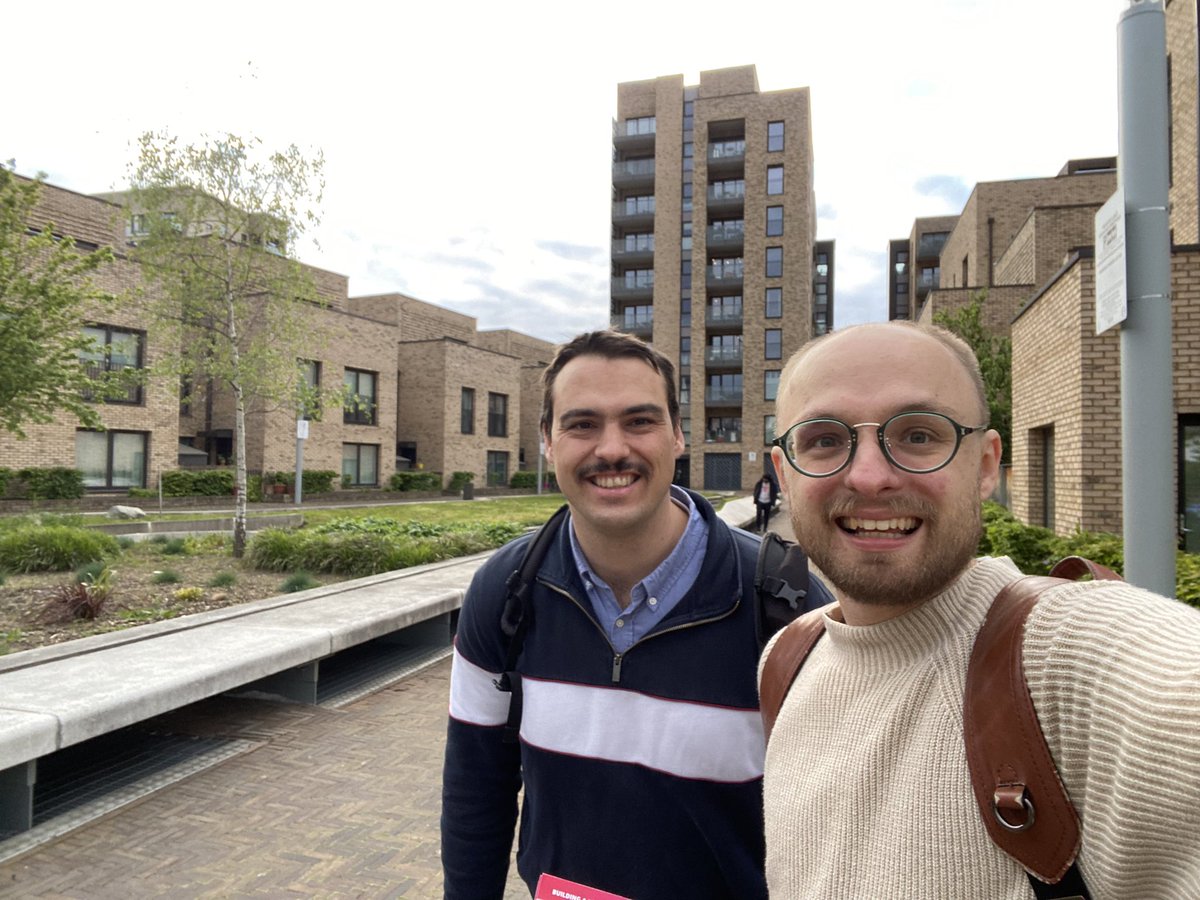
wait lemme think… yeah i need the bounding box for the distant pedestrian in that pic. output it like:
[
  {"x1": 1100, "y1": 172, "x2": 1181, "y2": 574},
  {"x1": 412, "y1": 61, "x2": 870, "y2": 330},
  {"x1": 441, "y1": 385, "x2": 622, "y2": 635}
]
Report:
[{"x1": 753, "y1": 473, "x2": 778, "y2": 533}]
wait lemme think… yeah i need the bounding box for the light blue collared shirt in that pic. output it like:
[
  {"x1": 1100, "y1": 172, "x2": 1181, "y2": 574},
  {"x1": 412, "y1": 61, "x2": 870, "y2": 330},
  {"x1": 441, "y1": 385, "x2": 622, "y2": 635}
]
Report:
[{"x1": 568, "y1": 485, "x2": 710, "y2": 653}]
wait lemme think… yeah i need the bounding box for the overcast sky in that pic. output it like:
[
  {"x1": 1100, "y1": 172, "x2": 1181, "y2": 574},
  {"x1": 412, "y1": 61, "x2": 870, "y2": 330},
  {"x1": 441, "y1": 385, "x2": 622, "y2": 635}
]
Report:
[{"x1": 7, "y1": 0, "x2": 1131, "y2": 343}]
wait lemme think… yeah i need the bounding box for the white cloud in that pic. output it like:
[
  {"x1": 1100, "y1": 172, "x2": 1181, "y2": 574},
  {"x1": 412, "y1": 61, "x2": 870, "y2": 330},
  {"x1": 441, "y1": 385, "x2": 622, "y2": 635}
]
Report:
[{"x1": 5, "y1": 0, "x2": 1130, "y2": 340}]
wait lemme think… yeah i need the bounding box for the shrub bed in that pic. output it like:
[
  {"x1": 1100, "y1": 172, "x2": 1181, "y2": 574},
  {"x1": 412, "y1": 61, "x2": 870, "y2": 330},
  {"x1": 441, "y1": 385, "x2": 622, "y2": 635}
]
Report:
[
  {"x1": 0, "y1": 525, "x2": 119, "y2": 573},
  {"x1": 247, "y1": 516, "x2": 523, "y2": 578},
  {"x1": 389, "y1": 471, "x2": 443, "y2": 492}
]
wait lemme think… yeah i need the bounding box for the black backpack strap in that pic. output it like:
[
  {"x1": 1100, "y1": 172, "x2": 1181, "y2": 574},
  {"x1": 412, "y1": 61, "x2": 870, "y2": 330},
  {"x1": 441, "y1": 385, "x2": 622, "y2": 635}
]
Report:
[
  {"x1": 493, "y1": 503, "x2": 569, "y2": 743},
  {"x1": 754, "y1": 531, "x2": 832, "y2": 648}
]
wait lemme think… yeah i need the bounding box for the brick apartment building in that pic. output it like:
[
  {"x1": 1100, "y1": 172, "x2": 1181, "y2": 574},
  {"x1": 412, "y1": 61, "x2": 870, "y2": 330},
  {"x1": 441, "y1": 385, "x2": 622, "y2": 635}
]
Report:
[
  {"x1": 889, "y1": 0, "x2": 1200, "y2": 550},
  {"x1": 609, "y1": 64, "x2": 834, "y2": 490},
  {"x1": 2, "y1": 179, "x2": 556, "y2": 492}
]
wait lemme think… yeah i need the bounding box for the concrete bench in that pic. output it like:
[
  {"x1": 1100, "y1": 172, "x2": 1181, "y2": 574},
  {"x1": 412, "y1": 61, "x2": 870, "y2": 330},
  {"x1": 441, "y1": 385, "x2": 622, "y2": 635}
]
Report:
[{"x1": 0, "y1": 551, "x2": 492, "y2": 837}]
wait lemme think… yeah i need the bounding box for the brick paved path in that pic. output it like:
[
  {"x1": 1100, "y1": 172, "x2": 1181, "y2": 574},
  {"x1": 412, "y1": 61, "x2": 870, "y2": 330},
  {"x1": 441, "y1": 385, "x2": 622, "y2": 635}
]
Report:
[{"x1": 0, "y1": 658, "x2": 528, "y2": 899}]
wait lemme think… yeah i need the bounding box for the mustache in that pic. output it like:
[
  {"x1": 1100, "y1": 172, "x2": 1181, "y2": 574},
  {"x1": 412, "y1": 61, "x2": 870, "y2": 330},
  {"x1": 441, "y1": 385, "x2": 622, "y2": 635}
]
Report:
[
  {"x1": 576, "y1": 459, "x2": 649, "y2": 480},
  {"x1": 825, "y1": 495, "x2": 938, "y2": 521}
]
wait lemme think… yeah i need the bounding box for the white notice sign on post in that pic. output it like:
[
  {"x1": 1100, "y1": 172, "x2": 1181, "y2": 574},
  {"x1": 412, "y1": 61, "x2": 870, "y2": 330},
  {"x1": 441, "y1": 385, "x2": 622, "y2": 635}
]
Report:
[{"x1": 1095, "y1": 189, "x2": 1127, "y2": 334}]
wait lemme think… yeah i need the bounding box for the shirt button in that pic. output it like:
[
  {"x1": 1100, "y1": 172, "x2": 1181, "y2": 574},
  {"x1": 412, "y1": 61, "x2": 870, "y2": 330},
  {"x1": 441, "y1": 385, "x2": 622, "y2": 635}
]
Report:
[
  {"x1": 616, "y1": 618, "x2": 625, "y2": 628},
  {"x1": 648, "y1": 597, "x2": 658, "y2": 608}
]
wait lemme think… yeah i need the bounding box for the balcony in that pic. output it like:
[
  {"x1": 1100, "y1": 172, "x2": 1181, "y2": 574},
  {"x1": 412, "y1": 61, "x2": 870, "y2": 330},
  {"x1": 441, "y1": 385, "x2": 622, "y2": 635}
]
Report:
[
  {"x1": 705, "y1": 425, "x2": 742, "y2": 443},
  {"x1": 707, "y1": 140, "x2": 746, "y2": 177},
  {"x1": 611, "y1": 274, "x2": 654, "y2": 302},
  {"x1": 706, "y1": 181, "x2": 745, "y2": 215},
  {"x1": 612, "y1": 158, "x2": 655, "y2": 189},
  {"x1": 706, "y1": 259, "x2": 744, "y2": 290},
  {"x1": 611, "y1": 312, "x2": 653, "y2": 338},
  {"x1": 704, "y1": 345, "x2": 743, "y2": 368},
  {"x1": 612, "y1": 197, "x2": 655, "y2": 228},
  {"x1": 613, "y1": 118, "x2": 656, "y2": 154},
  {"x1": 705, "y1": 305, "x2": 744, "y2": 330},
  {"x1": 704, "y1": 386, "x2": 743, "y2": 405},
  {"x1": 705, "y1": 222, "x2": 744, "y2": 253},
  {"x1": 611, "y1": 236, "x2": 655, "y2": 265}
]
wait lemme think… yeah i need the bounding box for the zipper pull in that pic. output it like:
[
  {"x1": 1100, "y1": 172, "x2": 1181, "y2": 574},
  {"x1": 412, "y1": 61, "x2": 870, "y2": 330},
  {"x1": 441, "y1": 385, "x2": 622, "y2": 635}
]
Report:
[{"x1": 612, "y1": 654, "x2": 623, "y2": 684}]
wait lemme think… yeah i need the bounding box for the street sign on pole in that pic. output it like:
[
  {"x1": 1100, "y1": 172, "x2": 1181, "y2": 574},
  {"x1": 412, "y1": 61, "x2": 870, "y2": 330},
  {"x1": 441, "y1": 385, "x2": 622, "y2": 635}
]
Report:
[{"x1": 1095, "y1": 188, "x2": 1127, "y2": 335}]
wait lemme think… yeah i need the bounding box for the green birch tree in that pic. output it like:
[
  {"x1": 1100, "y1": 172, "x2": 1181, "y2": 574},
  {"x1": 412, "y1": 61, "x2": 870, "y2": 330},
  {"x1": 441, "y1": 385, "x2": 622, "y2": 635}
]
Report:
[
  {"x1": 934, "y1": 289, "x2": 1012, "y2": 462},
  {"x1": 0, "y1": 165, "x2": 119, "y2": 436},
  {"x1": 124, "y1": 133, "x2": 329, "y2": 557}
]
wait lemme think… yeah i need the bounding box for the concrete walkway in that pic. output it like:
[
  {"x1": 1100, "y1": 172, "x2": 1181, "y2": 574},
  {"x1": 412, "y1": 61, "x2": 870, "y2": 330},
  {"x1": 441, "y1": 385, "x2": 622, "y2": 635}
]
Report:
[{"x1": 0, "y1": 493, "x2": 793, "y2": 898}]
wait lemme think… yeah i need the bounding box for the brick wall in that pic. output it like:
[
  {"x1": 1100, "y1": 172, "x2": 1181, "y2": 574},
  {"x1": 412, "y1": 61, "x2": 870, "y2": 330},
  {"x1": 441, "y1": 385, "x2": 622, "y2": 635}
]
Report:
[{"x1": 1168, "y1": 0, "x2": 1199, "y2": 245}]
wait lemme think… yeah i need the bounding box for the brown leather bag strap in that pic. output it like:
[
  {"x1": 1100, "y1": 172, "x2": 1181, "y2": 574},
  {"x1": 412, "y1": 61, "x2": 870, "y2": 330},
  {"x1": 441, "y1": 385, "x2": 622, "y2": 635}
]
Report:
[
  {"x1": 1048, "y1": 555, "x2": 1121, "y2": 583},
  {"x1": 964, "y1": 575, "x2": 1082, "y2": 884},
  {"x1": 760, "y1": 608, "x2": 828, "y2": 742}
]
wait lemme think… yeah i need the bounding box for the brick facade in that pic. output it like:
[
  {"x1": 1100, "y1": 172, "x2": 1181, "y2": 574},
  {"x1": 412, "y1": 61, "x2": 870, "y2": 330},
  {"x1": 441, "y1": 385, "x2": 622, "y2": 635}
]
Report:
[
  {"x1": 1, "y1": 181, "x2": 558, "y2": 495},
  {"x1": 613, "y1": 65, "x2": 822, "y2": 490}
]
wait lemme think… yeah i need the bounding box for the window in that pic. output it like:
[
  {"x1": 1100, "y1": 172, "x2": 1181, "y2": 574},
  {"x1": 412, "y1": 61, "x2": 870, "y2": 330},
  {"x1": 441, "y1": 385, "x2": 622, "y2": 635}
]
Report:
[
  {"x1": 816, "y1": 253, "x2": 829, "y2": 277},
  {"x1": 895, "y1": 250, "x2": 908, "y2": 274},
  {"x1": 343, "y1": 368, "x2": 377, "y2": 425},
  {"x1": 767, "y1": 165, "x2": 784, "y2": 195},
  {"x1": 680, "y1": 336, "x2": 691, "y2": 367},
  {"x1": 461, "y1": 387, "x2": 475, "y2": 434},
  {"x1": 765, "y1": 329, "x2": 783, "y2": 360},
  {"x1": 298, "y1": 359, "x2": 320, "y2": 420},
  {"x1": 76, "y1": 430, "x2": 147, "y2": 489},
  {"x1": 624, "y1": 195, "x2": 655, "y2": 215},
  {"x1": 127, "y1": 214, "x2": 149, "y2": 237},
  {"x1": 768, "y1": 121, "x2": 785, "y2": 152},
  {"x1": 679, "y1": 375, "x2": 691, "y2": 404},
  {"x1": 764, "y1": 370, "x2": 780, "y2": 401},
  {"x1": 624, "y1": 233, "x2": 654, "y2": 252},
  {"x1": 625, "y1": 115, "x2": 655, "y2": 135},
  {"x1": 766, "y1": 247, "x2": 783, "y2": 278},
  {"x1": 765, "y1": 287, "x2": 783, "y2": 318},
  {"x1": 766, "y1": 206, "x2": 783, "y2": 237},
  {"x1": 342, "y1": 443, "x2": 379, "y2": 487},
  {"x1": 682, "y1": 101, "x2": 694, "y2": 132},
  {"x1": 683, "y1": 141, "x2": 694, "y2": 172},
  {"x1": 764, "y1": 415, "x2": 777, "y2": 445},
  {"x1": 487, "y1": 450, "x2": 510, "y2": 487},
  {"x1": 681, "y1": 221, "x2": 692, "y2": 252},
  {"x1": 488, "y1": 392, "x2": 508, "y2": 437},
  {"x1": 624, "y1": 268, "x2": 654, "y2": 288},
  {"x1": 682, "y1": 182, "x2": 693, "y2": 214},
  {"x1": 681, "y1": 297, "x2": 691, "y2": 327},
  {"x1": 180, "y1": 376, "x2": 193, "y2": 417},
  {"x1": 80, "y1": 324, "x2": 144, "y2": 404},
  {"x1": 681, "y1": 259, "x2": 692, "y2": 290}
]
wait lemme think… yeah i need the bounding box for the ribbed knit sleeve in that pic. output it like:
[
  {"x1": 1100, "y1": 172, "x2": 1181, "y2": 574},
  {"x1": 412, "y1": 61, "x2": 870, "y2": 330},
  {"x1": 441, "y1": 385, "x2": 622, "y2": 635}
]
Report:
[{"x1": 1024, "y1": 580, "x2": 1200, "y2": 899}]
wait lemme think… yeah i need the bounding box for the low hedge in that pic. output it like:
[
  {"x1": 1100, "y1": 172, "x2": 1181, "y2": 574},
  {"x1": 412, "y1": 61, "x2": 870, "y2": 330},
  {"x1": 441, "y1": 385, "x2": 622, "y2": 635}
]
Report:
[
  {"x1": 388, "y1": 471, "x2": 443, "y2": 492},
  {"x1": 509, "y1": 471, "x2": 558, "y2": 491},
  {"x1": 1, "y1": 467, "x2": 86, "y2": 500}
]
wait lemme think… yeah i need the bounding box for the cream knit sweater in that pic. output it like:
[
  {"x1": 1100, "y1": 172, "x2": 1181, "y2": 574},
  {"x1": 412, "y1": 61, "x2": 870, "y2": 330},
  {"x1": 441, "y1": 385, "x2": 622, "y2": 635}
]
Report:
[{"x1": 761, "y1": 556, "x2": 1200, "y2": 899}]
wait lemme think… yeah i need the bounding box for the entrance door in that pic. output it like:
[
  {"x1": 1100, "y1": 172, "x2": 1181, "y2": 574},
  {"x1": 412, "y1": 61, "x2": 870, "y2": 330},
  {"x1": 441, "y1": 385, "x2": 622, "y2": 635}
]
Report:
[
  {"x1": 703, "y1": 452, "x2": 741, "y2": 490},
  {"x1": 1180, "y1": 417, "x2": 1200, "y2": 552}
]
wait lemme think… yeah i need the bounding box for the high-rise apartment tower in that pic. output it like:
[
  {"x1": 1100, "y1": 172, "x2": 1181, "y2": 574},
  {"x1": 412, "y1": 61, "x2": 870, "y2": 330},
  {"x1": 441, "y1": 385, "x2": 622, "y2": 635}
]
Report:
[{"x1": 610, "y1": 65, "x2": 830, "y2": 490}]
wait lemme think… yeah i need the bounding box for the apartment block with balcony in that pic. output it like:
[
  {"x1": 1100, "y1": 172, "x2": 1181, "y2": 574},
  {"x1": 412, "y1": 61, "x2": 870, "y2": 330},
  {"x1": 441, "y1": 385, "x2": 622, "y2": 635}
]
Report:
[{"x1": 611, "y1": 65, "x2": 826, "y2": 490}]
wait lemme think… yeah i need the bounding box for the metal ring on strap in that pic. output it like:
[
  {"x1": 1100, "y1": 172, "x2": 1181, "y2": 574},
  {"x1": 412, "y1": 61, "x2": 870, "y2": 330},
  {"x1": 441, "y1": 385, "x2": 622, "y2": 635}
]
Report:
[{"x1": 993, "y1": 790, "x2": 1036, "y2": 832}]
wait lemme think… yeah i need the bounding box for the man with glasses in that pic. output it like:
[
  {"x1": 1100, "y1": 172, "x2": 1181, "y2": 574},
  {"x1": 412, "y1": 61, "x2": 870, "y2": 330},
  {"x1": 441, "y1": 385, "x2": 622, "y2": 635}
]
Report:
[{"x1": 760, "y1": 321, "x2": 1200, "y2": 897}]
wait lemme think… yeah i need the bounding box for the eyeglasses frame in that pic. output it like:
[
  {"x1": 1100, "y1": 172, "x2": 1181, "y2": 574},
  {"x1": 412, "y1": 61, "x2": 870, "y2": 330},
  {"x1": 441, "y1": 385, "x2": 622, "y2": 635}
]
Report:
[{"x1": 771, "y1": 411, "x2": 990, "y2": 478}]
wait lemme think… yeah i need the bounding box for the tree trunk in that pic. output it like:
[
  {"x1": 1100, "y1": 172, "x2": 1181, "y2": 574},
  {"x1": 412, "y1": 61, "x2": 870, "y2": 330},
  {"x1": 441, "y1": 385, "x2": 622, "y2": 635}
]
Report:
[{"x1": 232, "y1": 383, "x2": 248, "y2": 558}]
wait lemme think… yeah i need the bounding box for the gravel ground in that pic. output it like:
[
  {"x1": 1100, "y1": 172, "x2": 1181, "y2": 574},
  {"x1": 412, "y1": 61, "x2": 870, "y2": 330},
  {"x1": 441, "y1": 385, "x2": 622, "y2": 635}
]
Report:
[{"x1": 0, "y1": 539, "x2": 344, "y2": 655}]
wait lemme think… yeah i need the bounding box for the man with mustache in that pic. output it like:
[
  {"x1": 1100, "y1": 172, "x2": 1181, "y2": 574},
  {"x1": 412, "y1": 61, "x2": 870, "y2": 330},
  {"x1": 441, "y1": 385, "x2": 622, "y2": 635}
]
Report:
[
  {"x1": 761, "y1": 321, "x2": 1200, "y2": 898},
  {"x1": 442, "y1": 330, "x2": 829, "y2": 899}
]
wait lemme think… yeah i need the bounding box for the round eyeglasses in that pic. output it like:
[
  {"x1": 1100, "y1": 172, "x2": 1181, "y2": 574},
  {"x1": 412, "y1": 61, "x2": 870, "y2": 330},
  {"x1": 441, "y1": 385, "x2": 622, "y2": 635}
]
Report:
[{"x1": 772, "y1": 412, "x2": 989, "y2": 477}]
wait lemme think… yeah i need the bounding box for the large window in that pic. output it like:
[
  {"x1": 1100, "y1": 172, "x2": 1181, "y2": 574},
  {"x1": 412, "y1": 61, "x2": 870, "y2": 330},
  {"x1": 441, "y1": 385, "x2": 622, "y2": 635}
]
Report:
[
  {"x1": 767, "y1": 165, "x2": 784, "y2": 196},
  {"x1": 766, "y1": 206, "x2": 783, "y2": 237},
  {"x1": 764, "y1": 370, "x2": 780, "y2": 401},
  {"x1": 625, "y1": 115, "x2": 655, "y2": 135},
  {"x1": 461, "y1": 387, "x2": 475, "y2": 434},
  {"x1": 487, "y1": 450, "x2": 510, "y2": 487},
  {"x1": 765, "y1": 329, "x2": 783, "y2": 360},
  {"x1": 767, "y1": 121, "x2": 785, "y2": 152},
  {"x1": 343, "y1": 368, "x2": 377, "y2": 425},
  {"x1": 81, "y1": 324, "x2": 144, "y2": 404},
  {"x1": 76, "y1": 430, "x2": 147, "y2": 489},
  {"x1": 342, "y1": 443, "x2": 379, "y2": 487},
  {"x1": 488, "y1": 392, "x2": 508, "y2": 437},
  {"x1": 765, "y1": 287, "x2": 783, "y2": 319},
  {"x1": 764, "y1": 415, "x2": 777, "y2": 445},
  {"x1": 766, "y1": 247, "x2": 783, "y2": 278}
]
